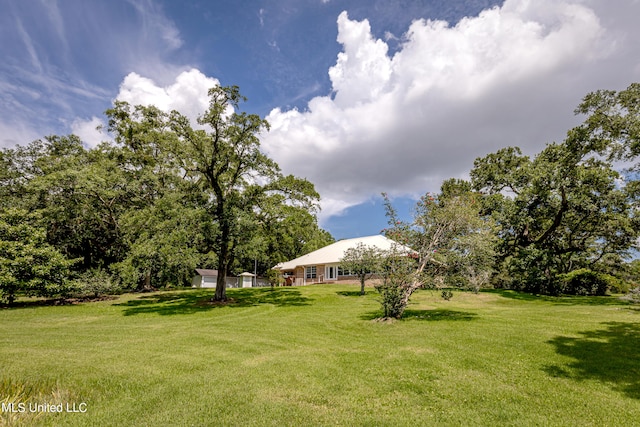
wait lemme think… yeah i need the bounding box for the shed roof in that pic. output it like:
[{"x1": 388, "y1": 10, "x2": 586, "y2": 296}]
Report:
[
  {"x1": 195, "y1": 269, "x2": 219, "y2": 276},
  {"x1": 273, "y1": 235, "x2": 413, "y2": 271}
]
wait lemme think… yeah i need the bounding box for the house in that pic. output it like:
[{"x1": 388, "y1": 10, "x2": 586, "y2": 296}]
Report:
[{"x1": 273, "y1": 235, "x2": 413, "y2": 286}]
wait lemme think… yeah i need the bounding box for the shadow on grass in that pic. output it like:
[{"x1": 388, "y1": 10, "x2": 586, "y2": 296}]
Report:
[
  {"x1": 361, "y1": 308, "x2": 478, "y2": 322},
  {"x1": 0, "y1": 295, "x2": 117, "y2": 309},
  {"x1": 115, "y1": 288, "x2": 312, "y2": 316},
  {"x1": 487, "y1": 289, "x2": 633, "y2": 306},
  {"x1": 336, "y1": 290, "x2": 376, "y2": 297},
  {"x1": 544, "y1": 322, "x2": 640, "y2": 400}
]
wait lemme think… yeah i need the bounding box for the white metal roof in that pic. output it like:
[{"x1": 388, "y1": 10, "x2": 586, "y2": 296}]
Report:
[{"x1": 273, "y1": 235, "x2": 413, "y2": 271}]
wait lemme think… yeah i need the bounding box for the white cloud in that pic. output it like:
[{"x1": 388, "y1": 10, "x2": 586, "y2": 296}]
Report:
[
  {"x1": 260, "y1": 0, "x2": 640, "y2": 222},
  {"x1": 71, "y1": 116, "x2": 106, "y2": 149},
  {"x1": 115, "y1": 68, "x2": 220, "y2": 123},
  {"x1": 126, "y1": 0, "x2": 183, "y2": 51},
  {"x1": 0, "y1": 121, "x2": 40, "y2": 149}
]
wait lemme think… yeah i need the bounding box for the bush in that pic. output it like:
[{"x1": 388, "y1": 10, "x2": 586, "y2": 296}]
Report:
[
  {"x1": 73, "y1": 270, "x2": 121, "y2": 298},
  {"x1": 375, "y1": 280, "x2": 406, "y2": 319},
  {"x1": 441, "y1": 290, "x2": 453, "y2": 300},
  {"x1": 621, "y1": 286, "x2": 640, "y2": 304},
  {"x1": 607, "y1": 277, "x2": 630, "y2": 294},
  {"x1": 559, "y1": 269, "x2": 613, "y2": 296}
]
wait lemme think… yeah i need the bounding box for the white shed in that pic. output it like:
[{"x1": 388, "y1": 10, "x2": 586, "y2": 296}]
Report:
[
  {"x1": 192, "y1": 269, "x2": 219, "y2": 288},
  {"x1": 239, "y1": 272, "x2": 255, "y2": 288}
]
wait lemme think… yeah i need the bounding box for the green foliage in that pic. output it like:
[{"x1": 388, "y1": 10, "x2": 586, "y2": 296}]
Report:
[
  {"x1": 265, "y1": 268, "x2": 283, "y2": 288},
  {"x1": 573, "y1": 82, "x2": 640, "y2": 170},
  {"x1": 340, "y1": 242, "x2": 385, "y2": 295},
  {"x1": 373, "y1": 248, "x2": 421, "y2": 319},
  {"x1": 621, "y1": 259, "x2": 640, "y2": 289},
  {"x1": 233, "y1": 203, "x2": 332, "y2": 277},
  {"x1": 72, "y1": 269, "x2": 121, "y2": 298},
  {"x1": 441, "y1": 289, "x2": 453, "y2": 300},
  {"x1": 165, "y1": 86, "x2": 320, "y2": 300},
  {"x1": 112, "y1": 193, "x2": 210, "y2": 290},
  {"x1": 0, "y1": 85, "x2": 328, "y2": 300},
  {"x1": 624, "y1": 286, "x2": 640, "y2": 303},
  {"x1": 380, "y1": 180, "x2": 497, "y2": 316},
  {"x1": 374, "y1": 279, "x2": 405, "y2": 319},
  {"x1": 0, "y1": 209, "x2": 75, "y2": 304},
  {"x1": 559, "y1": 269, "x2": 613, "y2": 296},
  {"x1": 471, "y1": 85, "x2": 640, "y2": 294}
]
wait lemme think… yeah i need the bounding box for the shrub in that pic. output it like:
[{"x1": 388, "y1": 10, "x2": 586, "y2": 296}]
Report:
[
  {"x1": 621, "y1": 286, "x2": 640, "y2": 304},
  {"x1": 73, "y1": 269, "x2": 121, "y2": 298},
  {"x1": 559, "y1": 269, "x2": 612, "y2": 296},
  {"x1": 375, "y1": 280, "x2": 406, "y2": 319},
  {"x1": 607, "y1": 277, "x2": 630, "y2": 294},
  {"x1": 441, "y1": 290, "x2": 453, "y2": 300}
]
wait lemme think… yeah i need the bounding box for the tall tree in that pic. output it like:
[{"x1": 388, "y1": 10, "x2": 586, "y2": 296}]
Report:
[
  {"x1": 105, "y1": 102, "x2": 207, "y2": 288},
  {"x1": 0, "y1": 135, "x2": 131, "y2": 269},
  {"x1": 471, "y1": 143, "x2": 638, "y2": 294},
  {"x1": 470, "y1": 84, "x2": 640, "y2": 294},
  {"x1": 235, "y1": 201, "x2": 333, "y2": 276},
  {"x1": 571, "y1": 82, "x2": 640, "y2": 169},
  {"x1": 168, "y1": 86, "x2": 319, "y2": 300}
]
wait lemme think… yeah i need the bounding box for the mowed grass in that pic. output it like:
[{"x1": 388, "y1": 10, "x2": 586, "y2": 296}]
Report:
[{"x1": 1, "y1": 285, "x2": 639, "y2": 426}]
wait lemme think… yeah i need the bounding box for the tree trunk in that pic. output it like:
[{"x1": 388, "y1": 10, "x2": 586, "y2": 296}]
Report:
[
  {"x1": 215, "y1": 269, "x2": 227, "y2": 301},
  {"x1": 398, "y1": 280, "x2": 422, "y2": 315},
  {"x1": 214, "y1": 241, "x2": 229, "y2": 301},
  {"x1": 213, "y1": 199, "x2": 230, "y2": 301},
  {"x1": 360, "y1": 276, "x2": 366, "y2": 295},
  {"x1": 214, "y1": 216, "x2": 230, "y2": 301},
  {"x1": 144, "y1": 270, "x2": 152, "y2": 291}
]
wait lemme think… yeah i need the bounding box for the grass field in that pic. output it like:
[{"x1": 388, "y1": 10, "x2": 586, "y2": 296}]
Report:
[{"x1": 1, "y1": 284, "x2": 639, "y2": 426}]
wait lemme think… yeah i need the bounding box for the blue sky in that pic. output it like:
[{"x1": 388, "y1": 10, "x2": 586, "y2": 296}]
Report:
[{"x1": 2, "y1": 0, "x2": 640, "y2": 240}]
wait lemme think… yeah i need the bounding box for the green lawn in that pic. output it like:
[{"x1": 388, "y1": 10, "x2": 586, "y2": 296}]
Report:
[{"x1": 1, "y1": 285, "x2": 639, "y2": 426}]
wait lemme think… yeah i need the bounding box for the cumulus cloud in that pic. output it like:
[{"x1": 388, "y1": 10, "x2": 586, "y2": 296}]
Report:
[
  {"x1": 260, "y1": 0, "x2": 640, "y2": 221},
  {"x1": 115, "y1": 68, "x2": 220, "y2": 123}
]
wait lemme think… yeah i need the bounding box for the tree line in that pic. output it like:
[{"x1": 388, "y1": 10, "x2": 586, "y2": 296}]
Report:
[
  {"x1": 344, "y1": 83, "x2": 640, "y2": 318},
  {"x1": 0, "y1": 86, "x2": 333, "y2": 304},
  {"x1": 1, "y1": 83, "x2": 638, "y2": 309}
]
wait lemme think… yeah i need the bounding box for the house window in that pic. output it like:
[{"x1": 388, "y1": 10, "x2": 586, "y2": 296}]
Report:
[
  {"x1": 338, "y1": 267, "x2": 351, "y2": 276},
  {"x1": 305, "y1": 266, "x2": 316, "y2": 279}
]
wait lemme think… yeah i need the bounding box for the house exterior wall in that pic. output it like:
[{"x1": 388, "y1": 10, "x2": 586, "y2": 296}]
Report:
[{"x1": 281, "y1": 263, "x2": 365, "y2": 286}]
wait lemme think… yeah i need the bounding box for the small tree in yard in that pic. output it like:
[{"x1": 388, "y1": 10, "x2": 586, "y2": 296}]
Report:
[
  {"x1": 265, "y1": 268, "x2": 283, "y2": 289},
  {"x1": 379, "y1": 181, "x2": 497, "y2": 318},
  {"x1": 375, "y1": 247, "x2": 417, "y2": 318},
  {"x1": 340, "y1": 243, "x2": 385, "y2": 295}
]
